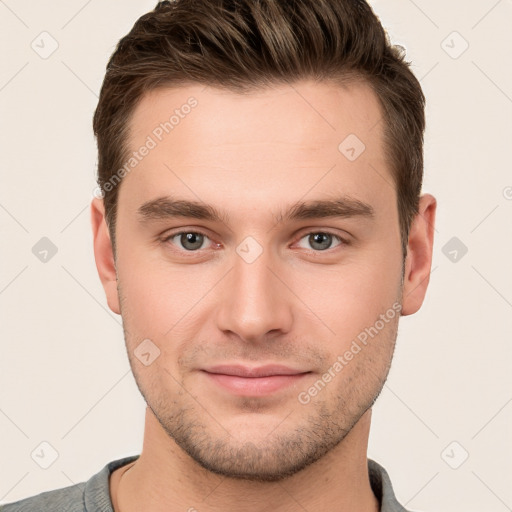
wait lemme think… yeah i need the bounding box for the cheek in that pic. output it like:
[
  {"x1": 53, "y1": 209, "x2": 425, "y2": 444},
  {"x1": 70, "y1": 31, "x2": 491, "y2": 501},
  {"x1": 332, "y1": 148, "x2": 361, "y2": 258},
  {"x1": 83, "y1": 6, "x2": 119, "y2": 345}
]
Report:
[
  {"x1": 118, "y1": 269, "x2": 169, "y2": 335},
  {"x1": 304, "y1": 253, "x2": 401, "y2": 333},
  {"x1": 116, "y1": 249, "x2": 218, "y2": 341}
]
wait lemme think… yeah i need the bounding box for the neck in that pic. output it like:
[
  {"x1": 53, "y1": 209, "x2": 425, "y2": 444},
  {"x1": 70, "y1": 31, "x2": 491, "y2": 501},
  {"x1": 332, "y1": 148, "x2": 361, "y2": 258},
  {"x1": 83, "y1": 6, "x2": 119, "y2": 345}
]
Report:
[{"x1": 112, "y1": 407, "x2": 379, "y2": 512}]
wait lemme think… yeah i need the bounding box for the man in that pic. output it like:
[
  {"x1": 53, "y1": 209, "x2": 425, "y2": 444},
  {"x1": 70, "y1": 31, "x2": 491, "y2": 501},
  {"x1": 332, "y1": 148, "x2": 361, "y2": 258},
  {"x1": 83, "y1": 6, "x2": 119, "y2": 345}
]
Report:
[{"x1": 2, "y1": 0, "x2": 436, "y2": 510}]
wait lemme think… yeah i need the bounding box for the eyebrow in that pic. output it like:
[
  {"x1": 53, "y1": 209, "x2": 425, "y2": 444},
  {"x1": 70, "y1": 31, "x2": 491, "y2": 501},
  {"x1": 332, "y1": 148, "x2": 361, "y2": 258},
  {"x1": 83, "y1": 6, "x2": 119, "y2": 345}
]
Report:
[{"x1": 137, "y1": 195, "x2": 375, "y2": 225}]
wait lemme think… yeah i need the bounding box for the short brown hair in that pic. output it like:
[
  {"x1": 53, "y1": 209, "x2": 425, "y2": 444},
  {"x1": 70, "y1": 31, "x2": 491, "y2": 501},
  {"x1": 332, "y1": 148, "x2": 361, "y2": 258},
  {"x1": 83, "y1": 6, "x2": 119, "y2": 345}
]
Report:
[{"x1": 93, "y1": 0, "x2": 425, "y2": 258}]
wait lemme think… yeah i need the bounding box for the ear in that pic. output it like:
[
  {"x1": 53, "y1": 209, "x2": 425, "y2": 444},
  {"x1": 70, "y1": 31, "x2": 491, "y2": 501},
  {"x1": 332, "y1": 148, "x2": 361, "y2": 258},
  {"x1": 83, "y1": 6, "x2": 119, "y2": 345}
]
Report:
[
  {"x1": 91, "y1": 197, "x2": 120, "y2": 315},
  {"x1": 401, "y1": 193, "x2": 437, "y2": 316}
]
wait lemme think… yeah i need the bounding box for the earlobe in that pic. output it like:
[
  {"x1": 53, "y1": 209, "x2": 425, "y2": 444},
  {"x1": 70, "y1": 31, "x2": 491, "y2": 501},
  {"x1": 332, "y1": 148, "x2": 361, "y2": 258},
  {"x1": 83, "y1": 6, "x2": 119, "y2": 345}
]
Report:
[
  {"x1": 90, "y1": 197, "x2": 121, "y2": 315},
  {"x1": 401, "y1": 193, "x2": 437, "y2": 316}
]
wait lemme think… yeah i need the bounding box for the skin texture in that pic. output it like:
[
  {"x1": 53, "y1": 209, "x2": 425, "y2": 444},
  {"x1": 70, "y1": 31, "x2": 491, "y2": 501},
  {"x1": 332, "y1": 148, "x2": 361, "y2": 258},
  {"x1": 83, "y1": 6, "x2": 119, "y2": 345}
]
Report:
[{"x1": 92, "y1": 79, "x2": 436, "y2": 512}]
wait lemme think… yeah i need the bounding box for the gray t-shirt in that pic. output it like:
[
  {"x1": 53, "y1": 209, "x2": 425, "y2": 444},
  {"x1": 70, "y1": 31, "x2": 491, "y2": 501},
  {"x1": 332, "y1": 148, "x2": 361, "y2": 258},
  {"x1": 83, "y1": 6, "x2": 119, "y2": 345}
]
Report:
[{"x1": 0, "y1": 456, "x2": 412, "y2": 511}]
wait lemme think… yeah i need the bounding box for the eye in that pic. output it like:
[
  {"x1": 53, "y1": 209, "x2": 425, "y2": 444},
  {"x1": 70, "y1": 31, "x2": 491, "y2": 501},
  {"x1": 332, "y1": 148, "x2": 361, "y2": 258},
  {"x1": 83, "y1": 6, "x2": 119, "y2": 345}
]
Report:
[
  {"x1": 164, "y1": 231, "x2": 214, "y2": 251},
  {"x1": 161, "y1": 230, "x2": 348, "y2": 254},
  {"x1": 296, "y1": 231, "x2": 346, "y2": 252}
]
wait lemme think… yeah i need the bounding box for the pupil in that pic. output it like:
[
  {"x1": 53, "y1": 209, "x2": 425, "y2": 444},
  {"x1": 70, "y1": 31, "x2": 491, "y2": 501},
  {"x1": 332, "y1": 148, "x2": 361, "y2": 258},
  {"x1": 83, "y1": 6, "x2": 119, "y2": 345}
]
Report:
[
  {"x1": 182, "y1": 233, "x2": 202, "y2": 250},
  {"x1": 311, "y1": 233, "x2": 331, "y2": 250}
]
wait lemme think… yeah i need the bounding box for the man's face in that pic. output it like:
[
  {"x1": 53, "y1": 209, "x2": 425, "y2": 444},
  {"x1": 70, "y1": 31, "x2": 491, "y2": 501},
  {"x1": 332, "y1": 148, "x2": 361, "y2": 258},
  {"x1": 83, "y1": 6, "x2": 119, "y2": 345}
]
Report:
[{"x1": 110, "y1": 80, "x2": 405, "y2": 481}]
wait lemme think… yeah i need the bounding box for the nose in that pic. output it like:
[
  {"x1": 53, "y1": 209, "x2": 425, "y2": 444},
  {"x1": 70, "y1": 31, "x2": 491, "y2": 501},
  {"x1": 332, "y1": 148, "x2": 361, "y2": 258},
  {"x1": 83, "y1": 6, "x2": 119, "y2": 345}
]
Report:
[{"x1": 215, "y1": 243, "x2": 294, "y2": 343}]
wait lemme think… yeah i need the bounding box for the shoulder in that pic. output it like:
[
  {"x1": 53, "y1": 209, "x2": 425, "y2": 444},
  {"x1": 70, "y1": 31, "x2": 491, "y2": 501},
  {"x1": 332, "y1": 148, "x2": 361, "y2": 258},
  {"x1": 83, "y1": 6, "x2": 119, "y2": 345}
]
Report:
[
  {"x1": 0, "y1": 455, "x2": 139, "y2": 512},
  {"x1": 0, "y1": 483, "x2": 85, "y2": 512},
  {"x1": 368, "y1": 458, "x2": 416, "y2": 512}
]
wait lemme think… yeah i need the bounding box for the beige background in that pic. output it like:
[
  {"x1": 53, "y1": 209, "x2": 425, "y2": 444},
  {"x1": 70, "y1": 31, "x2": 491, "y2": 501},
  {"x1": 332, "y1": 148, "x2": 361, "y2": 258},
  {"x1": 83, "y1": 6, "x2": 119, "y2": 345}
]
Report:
[{"x1": 1, "y1": 1, "x2": 511, "y2": 510}]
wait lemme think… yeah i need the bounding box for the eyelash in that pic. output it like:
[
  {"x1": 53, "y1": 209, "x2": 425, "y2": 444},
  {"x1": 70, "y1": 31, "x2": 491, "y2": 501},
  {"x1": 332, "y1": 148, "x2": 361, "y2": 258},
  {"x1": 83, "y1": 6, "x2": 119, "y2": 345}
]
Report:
[{"x1": 161, "y1": 229, "x2": 350, "y2": 254}]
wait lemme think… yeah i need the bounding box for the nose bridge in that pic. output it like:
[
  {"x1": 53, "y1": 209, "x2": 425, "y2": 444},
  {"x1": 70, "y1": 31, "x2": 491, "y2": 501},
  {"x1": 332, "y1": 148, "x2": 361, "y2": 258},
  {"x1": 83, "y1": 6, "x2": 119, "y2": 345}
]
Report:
[{"x1": 216, "y1": 239, "x2": 293, "y2": 341}]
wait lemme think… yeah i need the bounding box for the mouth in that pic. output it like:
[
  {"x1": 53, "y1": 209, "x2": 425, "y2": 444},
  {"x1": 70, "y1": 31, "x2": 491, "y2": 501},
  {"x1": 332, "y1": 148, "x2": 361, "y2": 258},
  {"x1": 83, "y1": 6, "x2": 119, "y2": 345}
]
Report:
[{"x1": 201, "y1": 364, "x2": 312, "y2": 396}]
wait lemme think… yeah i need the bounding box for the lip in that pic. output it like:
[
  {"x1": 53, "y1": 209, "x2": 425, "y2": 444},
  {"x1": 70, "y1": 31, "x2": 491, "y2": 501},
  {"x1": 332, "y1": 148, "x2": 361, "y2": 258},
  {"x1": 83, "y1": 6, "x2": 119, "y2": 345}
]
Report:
[
  {"x1": 204, "y1": 364, "x2": 308, "y2": 377},
  {"x1": 201, "y1": 365, "x2": 311, "y2": 396}
]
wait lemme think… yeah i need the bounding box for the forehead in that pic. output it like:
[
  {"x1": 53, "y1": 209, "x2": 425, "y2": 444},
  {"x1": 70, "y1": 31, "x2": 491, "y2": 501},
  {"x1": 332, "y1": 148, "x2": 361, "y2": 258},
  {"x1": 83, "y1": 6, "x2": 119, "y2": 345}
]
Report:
[
  {"x1": 119, "y1": 79, "x2": 394, "y2": 221},
  {"x1": 128, "y1": 79, "x2": 385, "y2": 155}
]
